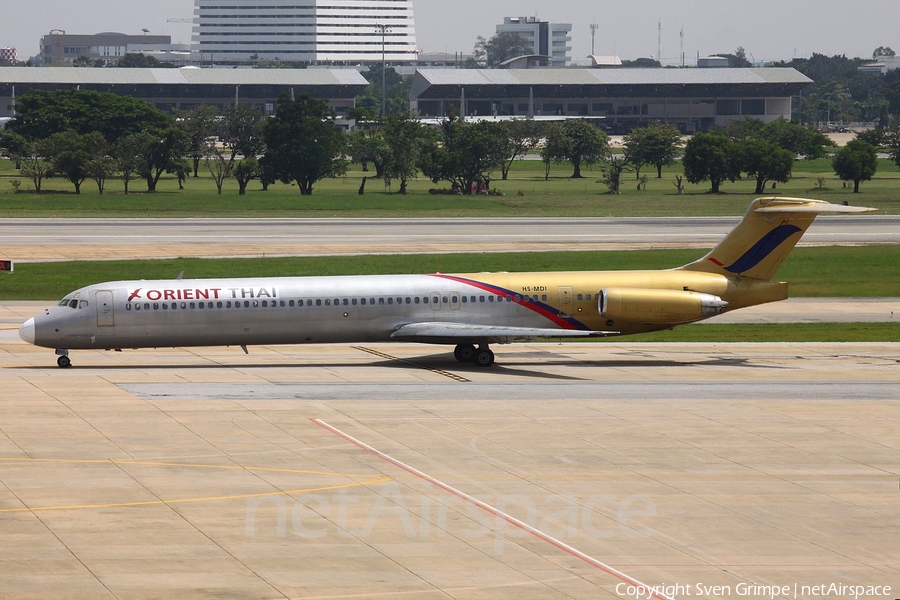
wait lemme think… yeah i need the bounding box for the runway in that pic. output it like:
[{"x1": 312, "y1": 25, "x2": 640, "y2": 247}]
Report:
[
  {"x1": 1, "y1": 321, "x2": 899, "y2": 598},
  {"x1": 1, "y1": 214, "x2": 897, "y2": 261}
]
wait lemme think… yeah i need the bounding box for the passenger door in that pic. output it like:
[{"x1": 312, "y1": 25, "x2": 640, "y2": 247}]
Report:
[{"x1": 95, "y1": 290, "x2": 115, "y2": 329}]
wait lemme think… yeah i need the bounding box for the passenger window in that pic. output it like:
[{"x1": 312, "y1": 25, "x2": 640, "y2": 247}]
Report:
[
  {"x1": 351, "y1": 299, "x2": 357, "y2": 306},
  {"x1": 423, "y1": 297, "x2": 428, "y2": 304},
  {"x1": 153, "y1": 303, "x2": 159, "y2": 310},
  {"x1": 541, "y1": 295, "x2": 548, "y2": 301},
  {"x1": 325, "y1": 299, "x2": 330, "y2": 306},
  {"x1": 442, "y1": 296, "x2": 448, "y2": 303},
  {"x1": 370, "y1": 298, "x2": 375, "y2": 305},
  {"x1": 462, "y1": 296, "x2": 467, "y2": 303},
  {"x1": 405, "y1": 297, "x2": 411, "y2": 304},
  {"x1": 343, "y1": 299, "x2": 349, "y2": 306},
  {"x1": 261, "y1": 301, "x2": 267, "y2": 308},
  {"x1": 586, "y1": 294, "x2": 592, "y2": 301},
  {"x1": 289, "y1": 300, "x2": 295, "y2": 307},
  {"x1": 415, "y1": 297, "x2": 420, "y2": 304},
  {"x1": 489, "y1": 296, "x2": 494, "y2": 302},
  {"x1": 480, "y1": 296, "x2": 485, "y2": 302},
  {"x1": 379, "y1": 298, "x2": 385, "y2": 305}
]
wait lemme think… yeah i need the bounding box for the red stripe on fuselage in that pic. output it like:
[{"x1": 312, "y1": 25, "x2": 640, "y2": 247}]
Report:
[{"x1": 430, "y1": 274, "x2": 589, "y2": 331}]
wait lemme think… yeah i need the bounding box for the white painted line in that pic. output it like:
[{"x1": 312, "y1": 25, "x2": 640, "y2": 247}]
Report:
[{"x1": 311, "y1": 418, "x2": 673, "y2": 600}]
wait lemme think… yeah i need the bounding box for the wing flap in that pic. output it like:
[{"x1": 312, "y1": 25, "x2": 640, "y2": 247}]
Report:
[{"x1": 391, "y1": 322, "x2": 617, "y2": 344}]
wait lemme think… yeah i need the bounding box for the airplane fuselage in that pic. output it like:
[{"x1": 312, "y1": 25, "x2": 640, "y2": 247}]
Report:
[{"x1": 25, "y1": 269, "x2": 737, "y2": 351}]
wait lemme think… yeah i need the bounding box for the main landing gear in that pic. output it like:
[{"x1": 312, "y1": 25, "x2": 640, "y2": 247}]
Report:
[
  {"x1": 55, "y1": 349, "x2": 71, "y2": 368},
  {"x1": 454, "y1": 344, "x2": 494, "y2": 367}
]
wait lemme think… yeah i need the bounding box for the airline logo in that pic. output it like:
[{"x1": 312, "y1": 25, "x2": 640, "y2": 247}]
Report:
[
  {"x1": 709, "y1": 224, "x2": 802, "y2": 274},
  {"x1": 127, "y1": 287, "x2": 278, "y2": 302}
]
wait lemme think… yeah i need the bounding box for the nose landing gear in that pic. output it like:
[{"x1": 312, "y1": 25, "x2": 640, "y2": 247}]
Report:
[{"x1": 55, "y1": 349, "x2": 71, "y2": 368}]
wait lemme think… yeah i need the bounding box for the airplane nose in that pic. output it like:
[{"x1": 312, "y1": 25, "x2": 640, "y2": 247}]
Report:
[{"x1": 19, "y1": 318, "x2": 35, "y2": 344}]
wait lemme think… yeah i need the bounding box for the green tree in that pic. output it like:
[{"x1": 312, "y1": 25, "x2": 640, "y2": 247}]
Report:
[
  {"x1": 682, "y1": 132, "x2": 739, "y2": 193},
  {"x1": 0, "y1": 130, "x2": 27, "y2": 169},
  {"x1": 735, "y1": 139, "x2": 794, "y2": 194},
  {"x1": 221, "y1": 104, "x2": 266, "y2": 165},
  {"x1": 623, "y1": 122, "x2": 683, "y2": 178},
  {"x1": 540, "y1": 123, "x2": 567, "y2": 180},
  {"x1": 498, "y1": 119, "x2": 540, "y2": 180},
  {"x1": 19, "y1": 141, "x2": 52, "y2": 193},
  {"x1": 262, "y1": 94, "x2": 348, "y2": 195},
  {"x1": 832, "y1": 139, "x2": 878, "y2": 192},
  {"x1": 10, "y1": 89, "x2": 171, "y2": 143},
  {"x1": 544, "y1": 119, "x2": 610, "y2": 178},
  {"x1": 873, "y1": 46, "x2": 896, "y2": 59},
  {"x1": 472, "y1": 32, "x2": 533, "y2": 67},
  {"x1": 177, "y1": 105, "x2": 220, "y2": 178},
  {"x1": 382, "y1": 115, "x2": 429, "y2": 195},
  {"x1": 113, "y1": 132, "x2": 152, "y2": 195},
  {"x1": 621, "y1": 57, "x2": 661, "y2": 68},
  {"x1": 205, "y1": 142, "x2": 231, "y2": 195},
  {"x1": 72, "y1": 55, "x2": 93, "y2": 67},
  {"x1": 347, "y1": 128, "x2": 390, "y2": 178},
  {"x1": 418, "y1": 116, "x2": 508, "y2": 193},
  {"x1": 233, "y1": 157, "x2": 259, "y2": 195},
  {"x1": 117, "y1": 53, "x2": 176, "y2": 68},
  {"x1": 141, "y1": 127, "x2": 188, "y2": 192},
  {"x1": 600, "y1": 155, "x2": 633, "y2": 194},
  {"x1": 43, "y1": 130, "x2": 108, "y2": 194}
]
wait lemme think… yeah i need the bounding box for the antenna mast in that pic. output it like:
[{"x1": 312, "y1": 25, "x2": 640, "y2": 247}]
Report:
[{"x1": 590, "y1": 23, "x2": 598, "y2": 56}]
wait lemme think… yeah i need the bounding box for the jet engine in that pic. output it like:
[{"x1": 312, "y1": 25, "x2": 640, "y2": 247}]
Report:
[{"x1": 599, "y1": 288, "x2": 728, "y2": 325}]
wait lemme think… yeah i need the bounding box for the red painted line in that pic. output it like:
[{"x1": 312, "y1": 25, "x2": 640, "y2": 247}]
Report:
[
  {"x1": 707, "y1": 257, "x2": 724, "y2": 267},
  {"x1": 430, "y1": 274, "x2": 586, "y2": 331},
  {"x1": 311, "y1": 418, "x2": 673, "y2": 600}
]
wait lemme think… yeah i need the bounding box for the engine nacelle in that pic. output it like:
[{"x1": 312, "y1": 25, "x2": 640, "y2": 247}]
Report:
[{"x1": 599, "y1": 288, "x2": 728, "y2": 325}]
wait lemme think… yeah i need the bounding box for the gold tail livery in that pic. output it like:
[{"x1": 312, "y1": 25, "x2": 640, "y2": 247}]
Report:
[{"x1": 19, "y1": 198, "x2": 874, "y2": 368}]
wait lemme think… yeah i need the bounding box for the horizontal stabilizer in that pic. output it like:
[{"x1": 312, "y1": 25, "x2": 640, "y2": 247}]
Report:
[
  {"x1": 754, "y1": 198, "x2": 876, "y2": 214},
  {"x1": 392, "y1": 322, "x2": 617, "y2": 344}
]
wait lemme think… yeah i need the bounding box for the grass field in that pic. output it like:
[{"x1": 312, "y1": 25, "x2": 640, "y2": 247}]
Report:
[
  {"x1": 1, "y1": 157, "x2": 898, "y2": 217},
  {"x1": 2, "y1": 245, "x2": 898, "y2": 301}
]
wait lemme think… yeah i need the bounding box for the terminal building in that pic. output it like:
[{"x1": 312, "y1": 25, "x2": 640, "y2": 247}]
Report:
[
  {"x1": 409, "y1": 68, "x2": 813, "y2": 132},
  {"x1": 192, "y1": 0, "x2": 418, "y2": 65},
  {"x1": 0, "y1": 67, "x2": 369, "y2": 117}
]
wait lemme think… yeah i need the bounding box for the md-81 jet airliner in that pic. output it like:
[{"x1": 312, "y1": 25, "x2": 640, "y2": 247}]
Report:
[{"x1": 19, "y1": 197, "x2": 873, "y2": 368}]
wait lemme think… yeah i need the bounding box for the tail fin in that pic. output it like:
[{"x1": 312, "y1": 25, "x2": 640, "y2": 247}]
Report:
[{"x1": 680, "y1": 197, "x2": 875, "y2": 281}]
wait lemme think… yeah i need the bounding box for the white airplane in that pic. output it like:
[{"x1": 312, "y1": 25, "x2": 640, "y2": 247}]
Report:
[{"x1": 19, "y1": 197, "x2": 873, "y2": 368}]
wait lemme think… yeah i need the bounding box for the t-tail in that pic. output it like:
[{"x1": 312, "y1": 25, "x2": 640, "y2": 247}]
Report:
[{"x1": 678, "y1": 197, "x2": 875, "y2": 310}]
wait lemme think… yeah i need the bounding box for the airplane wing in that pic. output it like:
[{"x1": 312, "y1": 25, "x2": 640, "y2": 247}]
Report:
[{"x1": 391, "y1": 322, "x2": 617, "y2": 344}]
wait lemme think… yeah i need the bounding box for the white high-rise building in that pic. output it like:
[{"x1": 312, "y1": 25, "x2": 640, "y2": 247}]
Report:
[
  {"x1": 193, "y1": 0, "x2": 417, "y2": 64},
  {"x1": 496, "y1": 17, "x2": 571, "y2": 66}
]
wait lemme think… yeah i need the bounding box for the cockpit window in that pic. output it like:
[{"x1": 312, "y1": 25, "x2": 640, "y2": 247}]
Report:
[
  {"x1": 79, "y1": 300, "x2": 89, "y2": 309},
  {"x1": 59, "y1": 297, "x2": 73, "y2": 307},
  {"x1": 69, "y1": 299, "x2": 79, "y2": 309}
]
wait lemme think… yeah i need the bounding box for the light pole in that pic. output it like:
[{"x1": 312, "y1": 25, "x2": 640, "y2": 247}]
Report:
[{"x1": 375, "y1": 23, "x2": 391, "y2": 117}]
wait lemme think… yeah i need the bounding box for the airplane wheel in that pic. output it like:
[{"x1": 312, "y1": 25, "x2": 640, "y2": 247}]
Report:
[
  {"x1": 473, "y1": 348, "x2": 494, "y2": 367},
  {"x1": 454, "y1": 344, "x2": 476, "y2": 363},
  {"x1": 57, "y1": 355, "x2": 71, "y2": 368}
]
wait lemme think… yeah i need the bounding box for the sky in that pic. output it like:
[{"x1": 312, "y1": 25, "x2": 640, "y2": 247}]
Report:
[{"x1": 2, "y1": 0, "x2": 898, "y2": 65}]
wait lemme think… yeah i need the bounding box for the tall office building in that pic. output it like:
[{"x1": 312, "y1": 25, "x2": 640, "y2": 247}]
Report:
[
  {"x1": 193, "y1": 0, "x2": 417, "y2": 64},
  {"x1": 496, "y1": 17, "x2": 571, "y2": 66}
]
